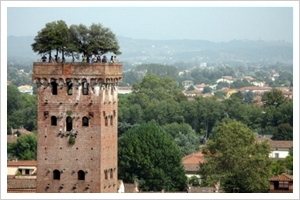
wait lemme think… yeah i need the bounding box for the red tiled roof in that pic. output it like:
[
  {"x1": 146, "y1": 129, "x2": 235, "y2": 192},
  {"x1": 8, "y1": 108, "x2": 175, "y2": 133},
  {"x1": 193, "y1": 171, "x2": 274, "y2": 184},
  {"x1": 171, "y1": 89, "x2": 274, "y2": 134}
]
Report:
[
  {"x1": 269, "y1": 140, "x2": 293, "y2": 149},
  {"x1": 256, "y1": 138, "x2": 293, "y2": 149},
  {"x1": 269, "y1": 173, "x2": 293, "y2": 181},
  {"x1": 7, "y1": 160, "x2": 37, "y2": 167},
  {"x1": 182, "y1": 152, "x2": 205, "y2": 172},
  {"x1": 7, "y1": 135, "x2": 18, "y2": 143}
]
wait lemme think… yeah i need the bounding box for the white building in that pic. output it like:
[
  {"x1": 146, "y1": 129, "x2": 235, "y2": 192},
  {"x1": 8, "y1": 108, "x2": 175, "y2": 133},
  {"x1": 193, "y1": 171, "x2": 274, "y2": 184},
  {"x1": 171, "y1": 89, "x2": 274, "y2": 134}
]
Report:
[{"x1": 18, "y1": 85, "x2": 33, "y2": 95}]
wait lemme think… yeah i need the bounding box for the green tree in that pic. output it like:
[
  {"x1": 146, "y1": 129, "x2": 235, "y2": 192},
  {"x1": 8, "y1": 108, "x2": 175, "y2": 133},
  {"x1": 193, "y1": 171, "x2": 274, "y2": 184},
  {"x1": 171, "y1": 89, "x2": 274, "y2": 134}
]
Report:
[
  {"x1": 262, "y1": 89, "x2": 285, "y2": 107},
  {"x1": 271, "y1": 123, "x2": 293, "y2": 140},
  {"x1": 162, "y1": 122, "x2": 200, "y2": 156},
  {"x1": 7, "y1": 134, "x2": 37, "y2": 160},
  {"x1": 199, "y1": 120, "x2": 272, "y2": 193},
  {"x1": 69, "y1": 23, "x2": 121, "y2": 60},
  {"x1": 118, "y1": 122, "x2": 187, "y2": 192},
  {"x1": 32, "y1": 20, "x2": 69, "y2": 60},
  {"x1": 202, "y1": 86, "x2": 212, "y2": 94}
]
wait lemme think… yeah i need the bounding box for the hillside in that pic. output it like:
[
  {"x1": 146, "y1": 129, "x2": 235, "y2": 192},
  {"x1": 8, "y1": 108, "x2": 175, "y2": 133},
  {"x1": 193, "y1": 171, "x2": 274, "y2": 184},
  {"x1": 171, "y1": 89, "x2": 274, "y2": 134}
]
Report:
[{"x1": 7, "y1": 35, "x2": 293, "y2": 65}]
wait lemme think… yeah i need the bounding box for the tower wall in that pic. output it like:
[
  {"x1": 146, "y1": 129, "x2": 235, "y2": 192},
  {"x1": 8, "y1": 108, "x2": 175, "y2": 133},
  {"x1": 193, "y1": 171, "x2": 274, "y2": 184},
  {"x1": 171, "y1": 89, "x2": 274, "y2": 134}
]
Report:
[{"x1": 32, "y1": 62, "x2": 122, "y2": 193}]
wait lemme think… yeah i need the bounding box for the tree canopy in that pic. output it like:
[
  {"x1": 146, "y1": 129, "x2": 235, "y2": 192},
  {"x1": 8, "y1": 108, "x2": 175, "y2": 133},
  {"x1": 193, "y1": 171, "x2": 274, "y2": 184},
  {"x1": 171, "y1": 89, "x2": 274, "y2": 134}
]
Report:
[
  {"x1": 8, "y1": 134, "x2": 37, "y2": 160},
  {"x1": 199, "y1": 120, "x2": 272, "y2": 193},
  {"x1": 118, "y1": 122, "x2": 187, "y2": 192}
]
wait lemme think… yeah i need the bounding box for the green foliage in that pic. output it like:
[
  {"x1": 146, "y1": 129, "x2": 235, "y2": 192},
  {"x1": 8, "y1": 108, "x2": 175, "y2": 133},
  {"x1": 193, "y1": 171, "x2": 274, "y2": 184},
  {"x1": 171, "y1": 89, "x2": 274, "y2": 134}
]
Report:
[
  {"x1": 272, "y1": 123, "x2": 293, "y2": 140},
  {"x1": 7, "y1": 85, "x2": 37, "y2": 133},
  {"x1": 262, "y1": 89, "x2": 285, "y2": 107},
  {"x1": 118, "y1": 122, "x2": 187, "y2": 192},
  {"x1": 32, "y1": 20, "x2": 121, "y2": 60},
  {"x1": 162, "y1": 123, "x2": 200, "y2": 156},
  {"x1": 68, "y1": 137, "x2": 75, "y2": 145},
  {"x1": 188, "y1": 175, "x2": 200, "y2": 186},
  {"x1": 199, "y1": 120, "x2": 272, "y2": 193},
  {"x1": 7, "y1": 134, "x2": 37, "y2": 160},
  {"x1": 202, "y1": 86, "x2": 212, "y2": 94}
]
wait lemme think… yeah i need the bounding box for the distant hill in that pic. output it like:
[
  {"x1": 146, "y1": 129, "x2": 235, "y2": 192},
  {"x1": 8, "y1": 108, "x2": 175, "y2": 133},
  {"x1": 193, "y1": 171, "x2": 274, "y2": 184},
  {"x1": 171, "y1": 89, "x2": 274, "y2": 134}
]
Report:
[{"x1": 7, "y1": 35, "x2": 293, "y2": 65}]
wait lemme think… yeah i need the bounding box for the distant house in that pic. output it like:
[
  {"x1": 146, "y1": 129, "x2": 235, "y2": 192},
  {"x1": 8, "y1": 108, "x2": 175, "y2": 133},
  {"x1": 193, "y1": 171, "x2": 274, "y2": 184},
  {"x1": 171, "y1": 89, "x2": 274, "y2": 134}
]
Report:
[
  {"x1": 7, "y1": 160, "x2": 37, "y2": 193},
  {"x1": 182, "y1": 80, "x2": 193, "y2": 89},
  {"x1": 182, "y1": 151, "x2": 205, "y2": 185},
  {"x1": 226, "y1": 89, "x2": 238, "y2": 98},
  {"x1": 269, "y1": 173, "x2": 293, "y2": 193},
  {"x1": 256, "y1": 138, "x2": 293, "y2": 159},
  {"x1": 238, "y1": 86, "x2": 272, "y2": 93},
  {"x1": 7, "y1": 160, "x2": 37, "y2": 176},
  {"x1": 118, "y1": 86, "x2": 132, "y2": 94},
  {"x1": 194, "y1": 83, "x2": 206, "y2": 91},
  {"x1": 216, "y1": 76, "x2": 234, "y2": 84},
  {"x1": 18, "y1": 85, "x2": 33, "y2": 95},
  {"x1": 183, "y1": 90, "x2": 202, "y2": 97}
]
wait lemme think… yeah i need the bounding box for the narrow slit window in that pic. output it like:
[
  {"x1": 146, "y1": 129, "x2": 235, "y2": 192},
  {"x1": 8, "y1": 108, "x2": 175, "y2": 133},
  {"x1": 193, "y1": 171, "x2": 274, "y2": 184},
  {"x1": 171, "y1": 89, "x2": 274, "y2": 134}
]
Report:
[
  {"x1": 51, "y1": 81, "x2": 58, "y2": 95},
  {"x1": 110, "y1": 169, "x2": 113, "y2": 179},
  {"x1": 105, "y1": 170, "x2": 108, "y2": 180},
  {"x1": 67, "y1": 80, "x2": 73, "y2": 95},
  {"x1": 66, "y1": 116, "x2": 73, "y2": 131},
  {"x1": 82, "y1": 81, "x2": 89, "y2": 95},
  {"x1": 110, "y1": 116, "x2": 113, "y2": 126}
]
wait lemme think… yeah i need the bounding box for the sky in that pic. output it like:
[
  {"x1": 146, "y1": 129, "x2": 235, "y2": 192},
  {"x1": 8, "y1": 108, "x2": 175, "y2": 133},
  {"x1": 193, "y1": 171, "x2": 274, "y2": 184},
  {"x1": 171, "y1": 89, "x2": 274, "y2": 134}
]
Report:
[{"x1": 3, "y1": 1, "x2": 296, "y2": 43}]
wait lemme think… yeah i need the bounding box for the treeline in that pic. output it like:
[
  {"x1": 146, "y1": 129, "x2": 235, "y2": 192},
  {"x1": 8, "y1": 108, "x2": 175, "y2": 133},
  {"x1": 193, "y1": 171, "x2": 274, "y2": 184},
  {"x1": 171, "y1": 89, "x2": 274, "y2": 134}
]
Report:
[
  {"x1": 7, "y1": 84, "x2": 37, "y2": 133},
  {"x1": 119, "y1": 73, "x2": 293, "y2": 155}
]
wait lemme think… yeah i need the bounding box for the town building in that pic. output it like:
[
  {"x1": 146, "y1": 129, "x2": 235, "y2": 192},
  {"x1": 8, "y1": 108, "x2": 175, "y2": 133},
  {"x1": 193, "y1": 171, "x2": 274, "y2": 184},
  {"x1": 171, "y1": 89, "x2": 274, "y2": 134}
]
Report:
[
  {"x1": 18, "y1": 84, "x2": 33, "y2": 95},
  {"x1": 269, "y1": 173, "x2": 293, "y2": 193},
  {"x1": 32, "y1": 61, "x2": 122, "y2": 193}
]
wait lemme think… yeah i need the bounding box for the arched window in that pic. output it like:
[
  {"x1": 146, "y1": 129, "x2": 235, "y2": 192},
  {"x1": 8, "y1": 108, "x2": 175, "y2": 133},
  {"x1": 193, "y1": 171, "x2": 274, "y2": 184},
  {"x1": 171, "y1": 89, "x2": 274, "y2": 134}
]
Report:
[
  {"x1": 66, "y1": 79, "x2": 73, "y2": 95},
  {"x1": 78, "y1": 170, "x2": 85, "y2": 180},
  {"x1": 104, "y1": 170, "x2": 108, "y2": 180},
  {"x1": 51, "y1": 81, "x2": 58, "y2": 95},
  {"x1": 66, "y1": 116, "x2": 73, "y2": 131},
  {"x1": 105, "y1": 117, "x2": 108, "y2": 126},
  {"x1": 110, "y1": 116, "x2": 113, "y2": 126},
  {"x1": 53, "y1": 169, "x2": 60, "y2": 180},
  {"x1": 110, "y1": 169, "x2": 113, "y2": 179},
  {"x1": 51, "y1": 116, "x2": 57, "y2": 126},
  {"x1": 82, "y1": 117, "x2": 89, "y2": 126},
  {"x1": 82, "y1": 80, "x2": 89, "y2": 95}
]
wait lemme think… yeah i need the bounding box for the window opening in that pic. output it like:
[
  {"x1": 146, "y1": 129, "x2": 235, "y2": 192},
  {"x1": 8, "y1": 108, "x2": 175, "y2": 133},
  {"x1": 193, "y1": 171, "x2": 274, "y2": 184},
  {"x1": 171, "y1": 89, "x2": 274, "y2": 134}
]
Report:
[
  {"x1": 78, "y1": 170, "x2": 85, "y2": 180},
  {"x1": 82, "y1": 117, "x2": 89, "y2": 126},
  {"x1": 105, "y1": 117, "x2": 108, "y2": 126},
  {"x1": 105, "y1": 170, "x2": 108, "y2": 180},
  {"x1": 25, "y1": 169, "x2": 30, "y2": 175},
  {"x1": 110, "y1": 116, "x2": 113, "y2": 126},
  {"x1": 51, "y1": 116, "x2": 57, "y2": 126},
  {"x1": 82, "y1": 81, "x2": 89, "y2": 95},
  {"x1": 53, "y1": 170, "x2": 60, "y2": 180},
  {"x1": 66, "y1": 116, "x2": 73, "y2": 131},
  {"x1": 51, "y1": 81, "x2": 58, "y2": 95},
  {"x1": 67, "y1": 79, "x2": 73, "y2": 95},
  {"x1": 110, "y1": 169, "x2": 113, "y2": 179}
]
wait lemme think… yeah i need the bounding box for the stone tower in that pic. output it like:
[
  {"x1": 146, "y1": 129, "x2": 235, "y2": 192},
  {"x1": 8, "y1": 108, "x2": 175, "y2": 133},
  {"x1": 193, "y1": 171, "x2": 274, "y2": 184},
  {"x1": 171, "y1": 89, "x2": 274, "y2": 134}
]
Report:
[{"x1": 32, "y1": 62, "x2": 122, "y2": 193}]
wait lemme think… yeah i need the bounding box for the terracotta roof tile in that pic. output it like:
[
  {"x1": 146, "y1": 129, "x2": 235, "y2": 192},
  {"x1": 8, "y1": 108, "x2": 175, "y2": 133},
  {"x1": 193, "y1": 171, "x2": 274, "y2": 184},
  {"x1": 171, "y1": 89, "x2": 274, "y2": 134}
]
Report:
[
  {"x1": 182, "y1": 152, "x2": 205, "y2": 172},
  {"x1": 269, "y1": 173, "x2": 293, "y2": 181},
  {"x1": 7, "y1": 160, "x2": 37, "y2": 167}
]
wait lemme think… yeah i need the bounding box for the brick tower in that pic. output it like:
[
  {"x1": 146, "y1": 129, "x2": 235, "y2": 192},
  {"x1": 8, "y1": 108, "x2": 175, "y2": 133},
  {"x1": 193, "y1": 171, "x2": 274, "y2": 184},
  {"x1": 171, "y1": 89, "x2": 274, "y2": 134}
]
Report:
[{"x1": 32, "y1": 62, "x2": 122, "y2": 193}]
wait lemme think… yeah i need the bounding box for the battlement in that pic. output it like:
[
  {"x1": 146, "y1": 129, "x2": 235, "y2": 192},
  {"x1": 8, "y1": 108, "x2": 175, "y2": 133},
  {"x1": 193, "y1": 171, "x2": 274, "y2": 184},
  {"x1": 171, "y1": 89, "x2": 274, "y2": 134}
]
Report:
[{"x1": 32, "y1": 62, "x2": 122, "y2": 83}]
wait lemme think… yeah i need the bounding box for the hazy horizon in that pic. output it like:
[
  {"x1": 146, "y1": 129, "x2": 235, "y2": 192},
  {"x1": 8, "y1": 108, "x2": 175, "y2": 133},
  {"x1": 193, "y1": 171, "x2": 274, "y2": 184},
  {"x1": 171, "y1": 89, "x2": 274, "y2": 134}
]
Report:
[{"x1": 4, "y1": 2, "x2": 295, "y2": 43}]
